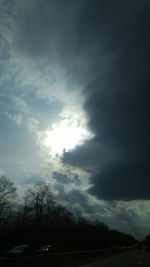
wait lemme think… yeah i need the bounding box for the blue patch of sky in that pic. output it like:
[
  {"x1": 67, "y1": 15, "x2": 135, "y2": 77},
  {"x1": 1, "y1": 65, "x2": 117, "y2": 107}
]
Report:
[
  {"x1": 20, "y1": 175, "x2": 42, "y2": 185},
  {"x1": 0, "y1": 94, "x2": 26, "y2": 140},
  {"x1": 0, "y1": 113, "x2": 33, "y2": 150},
  {"x1": 25, "y1": 91, "x2": 63, "y2": 115},
  {"x1": 24, "y1": 91, "x2": 64, "y2": 127},
  {"x1": 0, "y1": 70, "x2": 21, "y2": 95},
  {"x1": 0, "y1": 47, "x2": 10, "y2": 60},
  {"x1": 53, "y1": 171, "x2": 69, "y2": 184}
]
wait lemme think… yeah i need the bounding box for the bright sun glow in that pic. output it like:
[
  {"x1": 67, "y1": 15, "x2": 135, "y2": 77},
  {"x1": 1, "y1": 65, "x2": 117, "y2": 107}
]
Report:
[{"x1": 42, "y1": 117, "x2": 93, "y2": 155}]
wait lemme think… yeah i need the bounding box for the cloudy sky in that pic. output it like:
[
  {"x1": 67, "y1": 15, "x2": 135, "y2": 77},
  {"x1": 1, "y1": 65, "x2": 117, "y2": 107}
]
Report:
[{"x1": 1, "y1": 0, "x2": 150, "y2": 239}]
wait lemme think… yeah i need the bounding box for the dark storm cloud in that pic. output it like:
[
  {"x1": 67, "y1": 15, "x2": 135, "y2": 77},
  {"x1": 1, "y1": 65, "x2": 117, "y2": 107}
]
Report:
[
  {"x1": 63, "y1": 0, "x2": 150, "y2": 200},
  {"x1": 88, "y1": 162, "x2": 150, "y2": 201}
]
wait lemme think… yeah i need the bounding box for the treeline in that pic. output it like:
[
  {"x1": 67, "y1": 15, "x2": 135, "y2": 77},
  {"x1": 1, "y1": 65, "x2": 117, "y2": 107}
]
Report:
[{"x1": 0, "y1": 175, "x2": 136, "y2": 251}]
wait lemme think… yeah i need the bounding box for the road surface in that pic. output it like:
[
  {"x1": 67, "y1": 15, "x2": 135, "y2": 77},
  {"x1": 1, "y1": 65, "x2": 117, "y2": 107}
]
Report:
[
  {"x1": 1, "y1": 248, "x2": 149, "y2": 266},
  {"x1": 80, "y1": 249, "x2": 150, "y2": 267}
]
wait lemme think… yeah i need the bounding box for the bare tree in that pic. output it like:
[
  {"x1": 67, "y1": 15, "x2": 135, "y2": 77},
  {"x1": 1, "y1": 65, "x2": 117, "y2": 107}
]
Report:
[
  {"x1": 24, "y1": 180, "x2": 55, "y2": 224},
  {"x1": 0, "y1": 175, "x2": 16, "y2": 219}
]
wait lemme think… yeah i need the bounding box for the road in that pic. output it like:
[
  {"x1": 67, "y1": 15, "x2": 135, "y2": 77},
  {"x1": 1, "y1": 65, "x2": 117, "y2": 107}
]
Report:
[
  {"x1": 80, "y1": 249, "x2": 150, "y2": 267},
  {"x1": 1, "y1": 248, "x2": 149, "y2": 267}
]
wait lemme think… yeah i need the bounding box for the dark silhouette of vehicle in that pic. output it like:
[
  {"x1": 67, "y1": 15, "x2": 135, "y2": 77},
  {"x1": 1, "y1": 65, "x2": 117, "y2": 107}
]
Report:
[
  {"x1": 38, "y1": 244, "x2": 55, "y2": 254},
  {"x1": 6, "y1": 244, "x2": 36, "y2": 257}
]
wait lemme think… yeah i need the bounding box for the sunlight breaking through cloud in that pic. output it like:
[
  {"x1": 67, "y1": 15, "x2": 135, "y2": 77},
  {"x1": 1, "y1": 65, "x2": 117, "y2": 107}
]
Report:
[{"x1": 42, "y1": 112, "x2": 94, "y2": 156}]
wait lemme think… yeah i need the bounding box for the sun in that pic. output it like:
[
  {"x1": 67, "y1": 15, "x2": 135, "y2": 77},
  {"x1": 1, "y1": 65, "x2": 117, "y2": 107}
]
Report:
[{"x1": 42, "y1": 117, "x2": 93, "y2": 156}]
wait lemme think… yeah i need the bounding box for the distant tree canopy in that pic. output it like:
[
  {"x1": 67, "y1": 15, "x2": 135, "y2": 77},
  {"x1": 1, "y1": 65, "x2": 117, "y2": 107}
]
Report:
[
  {"x1": 0, "y1": 175, "x2": 16, "y2": 217},
  {"x1": 0, "y1": 177, "x2": 137, "y2": 250}
]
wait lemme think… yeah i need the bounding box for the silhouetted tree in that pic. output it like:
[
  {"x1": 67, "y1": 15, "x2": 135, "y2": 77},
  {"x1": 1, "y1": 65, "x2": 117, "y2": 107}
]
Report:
[
  {"x1": 24, "y1": 181, "x2": 55, "y2": 225},
  {"x1": 0, "y1": 175, "x2": 16, "y2": 220}
]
